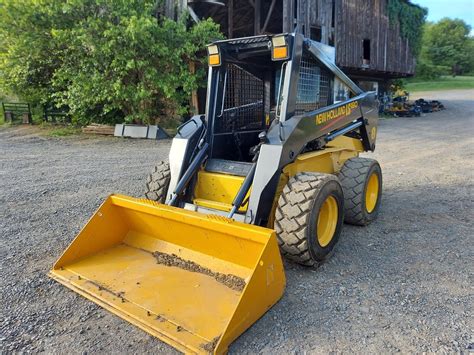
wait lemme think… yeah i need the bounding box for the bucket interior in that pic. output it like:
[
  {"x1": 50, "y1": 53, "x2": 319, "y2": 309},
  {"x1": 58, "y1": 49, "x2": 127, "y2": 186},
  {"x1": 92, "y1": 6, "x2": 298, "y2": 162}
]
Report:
[{"x1": 50, "y1": 195, "x2": 273, "y2": 353}]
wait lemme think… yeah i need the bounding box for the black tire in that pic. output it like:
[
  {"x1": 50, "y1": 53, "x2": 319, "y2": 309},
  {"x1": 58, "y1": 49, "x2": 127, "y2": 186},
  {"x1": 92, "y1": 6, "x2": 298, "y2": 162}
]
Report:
[
  {"x1": 145, "y1": 161, "x2": 171, "y2": 203},
  {"x1": 275, "y1": 172, "x2": 344, "y2": 267},
  {"x1": 339, "y1": 157, "x2": 382, "y2": 226}
]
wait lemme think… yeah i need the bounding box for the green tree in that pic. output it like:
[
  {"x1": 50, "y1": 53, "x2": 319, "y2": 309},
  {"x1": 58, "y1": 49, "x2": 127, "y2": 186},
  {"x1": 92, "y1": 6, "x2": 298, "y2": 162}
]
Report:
[
  {"x1": 421, "y1": 18, "x2": 473, "y2": 75},
  {"x1": 466, "y1": 37, "x2": 474, "y2": 74},
  {"x1": 0, "y1": 0, "x2": 66, "y2": 104},
  {"x1": 0, "y1": 0, "x2": 222, "y2": 125}
]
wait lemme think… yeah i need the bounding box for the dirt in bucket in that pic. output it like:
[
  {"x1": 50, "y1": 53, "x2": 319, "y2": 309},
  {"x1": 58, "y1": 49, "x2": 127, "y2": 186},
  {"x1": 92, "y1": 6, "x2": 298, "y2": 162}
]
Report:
[
  {"x1": 200, "y1": 335, "x2": 221, "y2": 353},
  {"x1": 152, "y1": 251, "x2": 246, "y2": 292}
]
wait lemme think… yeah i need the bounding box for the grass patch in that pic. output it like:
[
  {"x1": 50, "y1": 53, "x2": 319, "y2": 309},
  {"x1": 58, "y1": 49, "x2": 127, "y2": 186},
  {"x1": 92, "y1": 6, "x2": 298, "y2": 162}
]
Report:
[
  {"x1": 47, "y1": 126, "x2": 82, "y2": 137},
  {"x1": 405, "y1": 76, "x2": 474, "y2": 92}
]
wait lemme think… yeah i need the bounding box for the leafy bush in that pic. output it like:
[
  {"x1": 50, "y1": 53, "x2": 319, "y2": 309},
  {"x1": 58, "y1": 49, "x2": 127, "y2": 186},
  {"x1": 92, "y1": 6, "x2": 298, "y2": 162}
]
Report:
[
  {"x1": 387, "y1": 0, "x2": 427, "y2": 56},
  {"x1": 415, "y1": 61, "x2": 450, "y2": 80},
  {"x1": 0, "y1": 1, "x2": 222, "y2": 126},
  {"x1": 47, "y1": 126, "x2": 82, "y2": 137}
]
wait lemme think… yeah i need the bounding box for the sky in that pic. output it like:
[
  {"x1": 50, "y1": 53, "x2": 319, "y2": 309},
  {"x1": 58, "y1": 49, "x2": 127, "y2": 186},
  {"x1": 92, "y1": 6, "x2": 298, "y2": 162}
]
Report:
[{"x1": 413, "y1": 0, "x2": 474, "y2": 34}]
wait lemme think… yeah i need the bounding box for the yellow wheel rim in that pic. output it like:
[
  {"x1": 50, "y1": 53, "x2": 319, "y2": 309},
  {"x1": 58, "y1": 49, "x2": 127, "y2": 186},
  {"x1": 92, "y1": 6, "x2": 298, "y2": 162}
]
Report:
[
  {"x1": 365, "y1": 173, "x2": 379, "y2": 213},
  {"x1": 317, "y1": 196, "x2": 338, "y2": 247}
]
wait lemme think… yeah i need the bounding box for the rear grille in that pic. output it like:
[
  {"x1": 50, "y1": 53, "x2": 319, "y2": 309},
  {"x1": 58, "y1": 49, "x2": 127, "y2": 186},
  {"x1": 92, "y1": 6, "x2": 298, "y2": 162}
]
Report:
[
  {"x1": 295, "y1": 50, "x2": 332, "y2": 115},
  {"x1": 219, "y1": 35, "x2": 270, "y2": 45}
]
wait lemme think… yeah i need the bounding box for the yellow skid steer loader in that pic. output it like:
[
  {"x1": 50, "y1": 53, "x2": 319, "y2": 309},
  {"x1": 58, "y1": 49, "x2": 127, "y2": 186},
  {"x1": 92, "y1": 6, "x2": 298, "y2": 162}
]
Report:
[{"x1": 50, "y1": 33, "x2": 382, "y2": 354}]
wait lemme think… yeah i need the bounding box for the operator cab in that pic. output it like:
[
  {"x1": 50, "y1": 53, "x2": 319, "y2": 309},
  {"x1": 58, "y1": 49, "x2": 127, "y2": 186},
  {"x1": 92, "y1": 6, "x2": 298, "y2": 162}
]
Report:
[
  {"x1": 207, "y1": 35, "x2": 287, "y2": 163},
  {"x1": 206, "y1": 34, "x2": 344, "y2": 164}
]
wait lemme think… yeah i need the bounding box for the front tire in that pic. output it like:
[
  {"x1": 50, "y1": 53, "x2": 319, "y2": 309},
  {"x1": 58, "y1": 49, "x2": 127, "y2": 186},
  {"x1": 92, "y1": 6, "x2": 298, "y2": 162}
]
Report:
[
  {"x1": 145, "y1": 161, "x2": 171, "y2": 203},
  {"x1": 275, "y1": 172, "x2": 344, "y2": 267},
  {"x1": 339, "y1": 157, "x2": 382, "y2": 226}
]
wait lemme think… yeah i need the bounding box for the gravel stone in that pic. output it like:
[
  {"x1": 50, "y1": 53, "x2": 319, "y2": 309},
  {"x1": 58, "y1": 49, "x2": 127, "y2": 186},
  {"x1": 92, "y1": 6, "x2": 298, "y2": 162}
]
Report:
[{"x1": 0, "y1": 90, "x2": 473, "y2": 353}]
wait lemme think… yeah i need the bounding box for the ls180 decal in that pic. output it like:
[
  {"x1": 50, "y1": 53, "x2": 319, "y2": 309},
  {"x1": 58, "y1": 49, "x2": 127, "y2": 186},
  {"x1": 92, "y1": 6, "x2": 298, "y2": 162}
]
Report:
[{"x1": 315, "y1": 101, "x2": 359, "y2": 125}]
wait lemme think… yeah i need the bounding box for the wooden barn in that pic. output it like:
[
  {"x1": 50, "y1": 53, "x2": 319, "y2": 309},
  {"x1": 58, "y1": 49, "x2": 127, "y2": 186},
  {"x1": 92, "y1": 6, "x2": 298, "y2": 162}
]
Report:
[{"x1": 166, "y1": 0, "x2": 423, "y2": 93}]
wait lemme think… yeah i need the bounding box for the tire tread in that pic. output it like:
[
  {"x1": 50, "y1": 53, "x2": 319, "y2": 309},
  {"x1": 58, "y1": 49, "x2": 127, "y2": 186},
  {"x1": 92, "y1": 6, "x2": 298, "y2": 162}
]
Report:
[
  {"x1": 339, "y1": 157, "x2": 381, "y2": 226},
  {"x1": 275, "y1": 172, "x2": 338, "y2": 267},
  {"x1": 145, "y1": 161, "x2": 171, "y2": 203}
]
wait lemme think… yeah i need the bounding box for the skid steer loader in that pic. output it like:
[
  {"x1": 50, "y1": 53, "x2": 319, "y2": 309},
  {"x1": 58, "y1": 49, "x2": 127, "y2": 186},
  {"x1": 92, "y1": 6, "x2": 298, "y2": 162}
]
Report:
[{"x1": 50, "y1": 33, "x2": 382, "y2": 354}]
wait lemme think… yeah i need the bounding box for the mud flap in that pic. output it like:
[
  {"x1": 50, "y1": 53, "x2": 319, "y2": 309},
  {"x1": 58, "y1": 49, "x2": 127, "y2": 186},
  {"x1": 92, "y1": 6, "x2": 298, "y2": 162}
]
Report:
[{"x1": 49, "y1": 195, "x2": 285, "y2": 354}]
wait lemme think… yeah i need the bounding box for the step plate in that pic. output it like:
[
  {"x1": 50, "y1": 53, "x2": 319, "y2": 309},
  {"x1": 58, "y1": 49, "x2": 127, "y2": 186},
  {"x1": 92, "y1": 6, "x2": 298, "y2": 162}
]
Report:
[{"x1": 205, "y1": 159, "x2": 253, "y2": 177}]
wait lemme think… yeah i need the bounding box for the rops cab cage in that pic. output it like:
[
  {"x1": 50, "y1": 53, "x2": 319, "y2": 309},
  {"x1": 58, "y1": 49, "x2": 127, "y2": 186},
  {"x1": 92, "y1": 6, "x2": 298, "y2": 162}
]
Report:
[{"x1": 170, "y1": 33, "x2": 378, "y2": 226}]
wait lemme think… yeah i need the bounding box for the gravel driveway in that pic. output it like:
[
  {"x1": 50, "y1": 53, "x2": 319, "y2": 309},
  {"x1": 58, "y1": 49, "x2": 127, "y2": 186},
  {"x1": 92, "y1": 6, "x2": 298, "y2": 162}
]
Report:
[{"x1": 1, "y1": 90, "x2": 473, "y2": 353}]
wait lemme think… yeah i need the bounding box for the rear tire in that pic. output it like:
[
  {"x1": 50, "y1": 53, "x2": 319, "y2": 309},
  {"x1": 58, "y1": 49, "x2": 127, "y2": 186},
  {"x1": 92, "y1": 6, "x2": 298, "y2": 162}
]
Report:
[
  {"x1": 145, "y1": 161, "x2": 171, "y2": 203},
  {"x1": 339, "y1": 157, "x2": 382, "y2": 226},
  {"x1": 275, "y1": 172, "x2": 344, "y2": 267}
]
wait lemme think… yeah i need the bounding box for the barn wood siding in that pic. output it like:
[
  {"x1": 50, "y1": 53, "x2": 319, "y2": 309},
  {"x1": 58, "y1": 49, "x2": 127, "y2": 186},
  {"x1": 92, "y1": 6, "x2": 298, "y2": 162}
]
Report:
[
  {"x1": 281, "y1": 0, "x2": 415, "y2": 77},
  {"x1": 180, "y1": 0, "x2": 416, "y2": 78}
]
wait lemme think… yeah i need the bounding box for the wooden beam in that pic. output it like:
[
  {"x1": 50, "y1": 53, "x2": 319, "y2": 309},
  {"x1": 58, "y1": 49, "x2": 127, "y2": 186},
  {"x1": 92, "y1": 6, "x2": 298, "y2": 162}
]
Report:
[
  {"x1": 261, "y1": 0, "x2": 276, "y2": 33},
  {"x1": 282, "y1": 0, "x2": 290, "y2": 32},
  {"x1": 254, "y1": 0, "x2": 261, "y2": 35},
  {"x1": 165, "y1": 0, "x2": 175, "y2": 19},
  {"x1": 189, "y1": 61, "x2": 199, "y2": 114},
  {"x1": 188, "y1": 6, "x2": 200, "y2": 23},
  {"x1": 228, "y1": 0, "x2": 234, "y2": 38},
  {"x1": 178, "y1": 0, "x2": 187, "y2": 15},
  {"x1": 295, "y1": 0, "x2": 303, "y2": 33},
  {"x1": 304, "y1": 0, "x2": 310, "y2": 37}
]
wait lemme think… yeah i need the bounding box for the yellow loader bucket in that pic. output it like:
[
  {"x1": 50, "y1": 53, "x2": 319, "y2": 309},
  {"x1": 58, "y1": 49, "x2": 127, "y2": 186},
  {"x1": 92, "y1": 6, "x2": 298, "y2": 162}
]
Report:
[{"x1": 49, "y1": 194, "x2": 285, "y2": 354}]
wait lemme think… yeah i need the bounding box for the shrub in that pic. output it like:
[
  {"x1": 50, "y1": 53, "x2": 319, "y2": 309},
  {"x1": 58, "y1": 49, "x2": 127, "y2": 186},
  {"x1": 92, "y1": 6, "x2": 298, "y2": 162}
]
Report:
[
  {"x1": 0, "y1": 1, "x2": 223, "y2": 127},
  {"x1": 415, "y1": 61, "x2": 450, "y2": 80}
]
